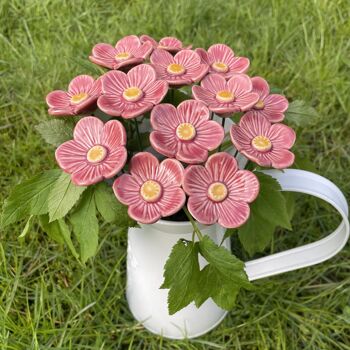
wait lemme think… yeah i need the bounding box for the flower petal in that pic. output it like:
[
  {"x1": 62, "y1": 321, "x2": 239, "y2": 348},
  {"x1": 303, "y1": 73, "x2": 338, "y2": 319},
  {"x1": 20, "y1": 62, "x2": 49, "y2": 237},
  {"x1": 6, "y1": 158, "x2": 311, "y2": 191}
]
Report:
[
  {"x1": 121, "y1": 101, "x2": 153, "y2": 119},
  {"x1": 187, "y1": 195, "x2": 218, "y2": 225},
  {"x1": 55, "y1": 140, "x2": 87, "y2": 173},
  {"x1": 239, "y1": 112, "x2": 271, "y2": 139},
  {"x1": 73, "y1": 116, "x2": 104, "y2": 148},
  {"x1": 133, "y1": 41, "x2": 153, "y2": 59},
  {"x1": 177, "y1": 142, "x2": 209, "y2": 164},
  {"x1": 200, "y1": 74, "x2": 226, "y2": 94},
  {"x1": 183, "y1": 165, "x2": 212, "y2": 195},
  {"x1": 157, "y1": 158, "x2": 184, "y2": 186},
  {"x1": 68, "y1": 75, "x2": 95, "y2": 95},
  {"x1": 113, "y1": 174, "x2": 141, "y2": 206},
  {"x1": 195, "y1": 120, "x2": 225, "y2": 150},
  {"x1": 227, "y1": 57, "x2": 250, "y2": 75},
  {"x1": 102, "y1": 120, "x2": 127, "y2": 148},
  {"x1": 234, "y1": 92, "x2": 260, "y2": 111},
  {"x1": 187, "y1": 63, "x2": 209, "y2": 82},
  {"x1": 140, "y1": 34, "x2": 158, "y2": 47},
  {"x1": 46, "y1": 90, "x2": 70, "y2": 109},
  {"x1": 192, "y1": 85, "x2": 217, "y2": 105},
  {"x1": 208, "y1": 44, "x2": 235, "y2": 65},
  {"x1": 227, "y1": 170, "x2": 259, "y2": 202},
  {"x1": 177, "y1": 99, "x2": 210, "y2": 124},
  {"x1": 128, "y1": 203, "x2": 161, "y2": 224},
  {"x1": 150, "y1": 131, "x2": 177, "y2": 158},
  {"x1": 268, "y1": 149, "x2": 295, "y2": 169},
  {"x1": 263, "y1": 94, "x2": 289, "y2": 118},
  {"x1": 89, "y1": 43, "x2": 116, "y2": 69},
  {"x1": 97, "y1": 95, "x2": 124, "y2": 116},
  {"x1": 159, "y1": 187, "x2": 186, "y2": 217},
  {"x1": 205, "y1": 152, "x2": 238, "y2": 183},
  {"x1": 230, "y1": 124, "x2": 252, "y2": 151},
  {"x1": 101, "y1": 146, "x2": 127, "y2": 178},
  {"x1": 195, "y1": 48, "x2": 211, "y2": 65},
  {"x1": 101, "y1": 70, "x2": 128, "y2": 95},
  {"x1": 217, "y1": 198, "x2": 250, "y2": 228},
  {"x1": 150, "y1": 48, "x2": 174, "y2": 67},
  {"x1": 71, "y1": 163, "x2": 104, "y2": 186},
  {"x1": 268, "y1": 123, "x2": 296, "y2": 149},
  {"x1": 115, "y1": 35, "x2": 141, "y2": 53},
  {"x1": 227, "y1": 74, "x2": 252, "y2": 95},
  {"x1": 251, "y1": 77, "x2": 270, "y2": 99},
  {"x1": 150, "y1": 103, "x2": 180, "y2": 130},
  {"x1": 174, "y1": 49, "x2": 201, "y2": 70},
  {"x1": 142, "y1": 80, "x2": 168, "y2": 105},
  {"x1": 130, "y1": 152, "x2": 159, "y2": 182},
  {"x1": 159, "y1": 37, "x2": 183, "y2": 49},
  {"x1": 127, "y1": 64, "x2": 156, "y2": 90}
]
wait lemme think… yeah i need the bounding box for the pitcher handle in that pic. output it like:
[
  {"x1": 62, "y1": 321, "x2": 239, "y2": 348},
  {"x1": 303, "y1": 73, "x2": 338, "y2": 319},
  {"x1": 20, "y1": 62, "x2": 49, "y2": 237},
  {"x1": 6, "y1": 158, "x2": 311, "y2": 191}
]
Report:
[{"x1": 244, "y1": 169, "x2": 349, "y2": 281}]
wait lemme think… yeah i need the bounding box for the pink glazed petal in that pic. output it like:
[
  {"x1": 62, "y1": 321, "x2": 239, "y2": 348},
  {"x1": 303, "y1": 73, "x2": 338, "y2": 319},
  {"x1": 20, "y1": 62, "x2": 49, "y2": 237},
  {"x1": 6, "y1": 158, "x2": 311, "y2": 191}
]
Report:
[
  {"x1": 230, "y1": 112, "x2": 296, "y2": 169},
  {"x1": 150, "y1": 100, "x2": 224, "y2": 164},
  {"x1": 55, "y1": 116, "x2": 127, "y2": 186},
  {"x1": 141, "y1": 35, "x2": 192, "y2": 52},
  {"x1": 183, "y1": 152, "x2": 259, "y2": 228},
  {"x1": 113, "y1": 152, "x2": 185, "y2": 224}
]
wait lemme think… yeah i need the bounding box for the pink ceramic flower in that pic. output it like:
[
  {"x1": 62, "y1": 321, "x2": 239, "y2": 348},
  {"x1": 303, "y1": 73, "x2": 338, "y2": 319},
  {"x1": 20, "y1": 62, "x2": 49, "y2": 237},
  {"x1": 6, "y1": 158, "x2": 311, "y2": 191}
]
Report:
[
  {"x1": 183, "y1": 152, "x2": 259, "y2": 228},
  {"x1": 150, "y1": 100, "x2": 224, "y2": 164},
  {"x1": 250, "y1": 77, "x2": 289, "y2": 123},
  {"x1": 113, "y1": 152, "x2": 186, "y2": 224},
  {"x1": 89, "y1": 35, "x2": 153, "y2": 70},
  {"x1": 97, "y1": 64, "x2": 168, "y2": 119},
  {"x1": 46, "y1": 75, "x2": 101, "y2": 116},
  {"x1": 196, "y1": 44, "x2": 250, "y2": 79},
  {"x1": 150, "y1": 49, "x2": 208, "y2": 86},
  {"x1": 192, "y1": 73, "x2": 259, "y2": 116},
  {"x1": 55, "y1": 116, "x2": 127, "y2": 186},
  {"x1": 140, "y1": 35, "x2": 192, "y2": 52},
  {"x1": 230, "y1": 112, "x2": 296, "y2": 169}
]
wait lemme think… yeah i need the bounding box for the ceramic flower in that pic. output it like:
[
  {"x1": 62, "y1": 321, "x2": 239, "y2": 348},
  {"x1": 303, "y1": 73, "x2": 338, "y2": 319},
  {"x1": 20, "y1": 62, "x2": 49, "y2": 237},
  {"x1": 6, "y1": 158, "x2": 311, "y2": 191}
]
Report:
[
  {"x1": 46, "y1": 75, "x2": 101, "y2": 116},
  {"x1": 196, "y1": 44, "x2": 250, "y2": 79},
  {"x1": 140, "y1": 35, "x2": 192, "y2": 52},
  {"x1": 150, "y1": 49, "x2": 208, "y2": 86},
  {"x1": 183, "y1": 152, "x2": 259, "y2": 228},
  {"x1": 150, "y1": 100, "x2": 224, "y2": 164},
  {"x1": 97, "y1": 64, "x2": 168, "y2": 119},
  {"x1": 113, "y1": 152, "x2": 186, "y2": 224},
  {"x1": 192, "y1": 73, "x2": 259, "y2": 116},
  {"x1": 230, "y1": 112, "x2": 296, "y2": 169},
  {"x1": 55, "y1": 116, "x2": 127, "y2": 186},
  {"x1": 89, "y1": 35, "x2": 153, "y2": 70},
  {"x1": 250, "y1": 77, "x2": 289, "y2": 123}
]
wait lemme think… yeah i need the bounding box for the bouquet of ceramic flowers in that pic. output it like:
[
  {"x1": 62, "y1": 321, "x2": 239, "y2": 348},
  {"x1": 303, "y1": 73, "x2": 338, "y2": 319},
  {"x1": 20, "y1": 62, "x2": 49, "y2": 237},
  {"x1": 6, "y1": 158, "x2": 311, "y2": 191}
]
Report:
[{"x1": 2, "y1": 35, "x2": 313, "y2": 314}]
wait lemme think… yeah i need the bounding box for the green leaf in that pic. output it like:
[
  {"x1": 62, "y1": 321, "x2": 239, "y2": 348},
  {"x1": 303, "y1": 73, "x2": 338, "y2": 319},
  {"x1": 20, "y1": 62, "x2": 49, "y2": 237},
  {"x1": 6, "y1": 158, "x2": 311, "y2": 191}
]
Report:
[
  {"x1": 285, "y1": 100, "x2": 319, "y2": 126},
  {"x1": 18, "y1": 215, "x2": 34, "y2": 241},
  {"x1": 48, "y1": 172, "x2": 86, "y2": 222},
  {"x1": 1, "y1": 169, "x2": 62, "y2": 227},
  {"x1": 196, "y1": 236, "x2": 251, "y2": 310},
  {"x1": 39, "y1": 215, "x2": 79, "y2": 259},
  {"x1": 35, "y1": 119, "x2": 74, "y2": 146},
  {"x1": 70, "y1": 188, "x2": 99, "y2": 263},
  {"x1": 238, "y1": 172, "x2": 292, "y2": 256},
  {"x1": 161, "y1": 239, "x2": 200, "y2": 315},
  {"x1": 283, "y1": 192, "x2": 296, "y2": 222},
  {"x1": 127, "y1": 131, "x2": 151, "y2": 152}
]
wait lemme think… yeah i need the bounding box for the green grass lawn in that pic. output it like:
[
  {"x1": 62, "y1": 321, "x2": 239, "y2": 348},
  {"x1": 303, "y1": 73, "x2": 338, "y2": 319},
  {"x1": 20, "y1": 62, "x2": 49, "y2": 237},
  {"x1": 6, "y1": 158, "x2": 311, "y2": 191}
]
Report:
[{"x1": 1, "y1": 0, "x2": 350, "y2": 348}]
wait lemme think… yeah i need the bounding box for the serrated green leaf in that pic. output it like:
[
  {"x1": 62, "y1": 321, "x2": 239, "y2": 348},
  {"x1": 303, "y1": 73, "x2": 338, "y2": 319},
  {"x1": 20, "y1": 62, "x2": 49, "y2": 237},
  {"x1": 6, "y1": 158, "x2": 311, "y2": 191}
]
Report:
[
  {"x1": 39, "y1": 214, "x2": 79, "y2": 259},
  {"x1": 285, "y1": 100, "x2": 319, "y2": 126},
  {"x1": 94, "y1": 182, "x2": 135, "y2": 227},
  {"x1": 70, "y1": 188, "x2": 98, "y2": 263},
  {"x1": 35, "y1": 119, "x2": 74, "y2": 146},
  {"x1": 161, "y1": 239, "x2": 200, "y2": 315},
  {"x1": 283, "y1": 192, "x2": 296, "y2": 222},
  {"x1": 48, "y1": 172, "x2": 86, "y2": 222},
  {"x1": 1, "y1": 169, "x2": 62, "y2": 227}
]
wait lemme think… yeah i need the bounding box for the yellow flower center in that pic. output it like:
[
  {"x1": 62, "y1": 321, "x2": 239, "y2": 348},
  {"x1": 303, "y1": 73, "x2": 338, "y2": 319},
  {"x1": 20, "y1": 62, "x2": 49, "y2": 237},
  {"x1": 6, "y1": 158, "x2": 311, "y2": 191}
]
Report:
[
  {"x1": 87, "y1": 145, "x2": 107, "y2": 163},
  {"x1": 70, "y1": 92, "x2": 88, "y2": 104},
  {"x1": 212, "y1": 61, "x2": 229, "y2": 73},
  {"x1": 115, "y1": 52, "x2": 132, "y2": 61},
  {"x1": 176, "y1": 123, "x2": 196, "y2": 141},
  {"x1": 254, "y1": 100, "x2": 265, "y2": 110},
  {"x1": 216, "y1": 90, "x2": 235, "y2": 103},
  {"x1": 167, "y1": 63, "x2": 186, "y2": 75},
  {"x1": 122, "y1": 87, "x2": 143, "y2": 102},
  {"x1": 140, "y1": 180, "x2": 162, "y2": 202},
  {"x1": 252, "y1": 135, "x2": 272, "y2": 152},
  {"x1": 208, "y1": 182, "x2": 228, "y2": 202}
]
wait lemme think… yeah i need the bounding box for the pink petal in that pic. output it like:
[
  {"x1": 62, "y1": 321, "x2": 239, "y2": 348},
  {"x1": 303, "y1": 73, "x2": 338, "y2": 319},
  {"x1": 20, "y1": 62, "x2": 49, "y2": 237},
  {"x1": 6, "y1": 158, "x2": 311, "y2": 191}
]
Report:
[
  {"x1": 150, "y1": 49, "x2": 174, "y2": 67},
  {"x1": 89, "y1": 43, "x2": 116, "y2": 69},
  {"x1": 192, "y1": 85, "x2": 217, "y2": 105},
  {"x1": 195, "y1": 48, "x2": 211, "y2": 65},
  {"x1": 227, "y1": 170, "x2": 259, "y2": 203},
  {"x1": 207, "y1": 104, "x2": 240, "y2": 115},
  {"x1": 208, "y1": 44, "x2": 235, "y2": 64},
  {"x1": 177, "y1": 142, "x2": 209, "y2": 164},
  {"x1": 159, "y1": 187, "x2": 186, "y2": 217},
  {"x1": 113, "y1": 174, "x2": 141, "y2": 206},
  {"x1": 263, "y1": 94, "x2": 289, "y2": 119},
  {"x1": 73, "y1": 116, "x2": 104, "y2": 148},
  {"x1": 55, "y1": 140, "x2": 87, "y2": 173},
  {"x1": 174, "y1": 50, "x2": 201, "y2": 70},
  {"x1": 130, "y1": 152, "x2": 159, "y2": 182},
  {"x1": 102, "y1": 120, "x2": 127, "y2": 148},
  {"x1": 140, "y1": 34, "x2": 158, "y2": 47},
  {"x1": 150, "y1": 103, "x2": 180, "y2": 130},
  {"x1": 159, "y1": 37, "x2": 183, "y2": 49},
  {"x1": 254, "y1": 109, "x2": 285, "y2": 123},
  {"x1": 177, "y1": 99, "x2": 210, "y2": 124},
  {"x1": 239, "y1": 112, "x2": 271, "y2": 139},
  {"x1": 268, "y1": 149, "x2": 295, "y2": 169},
  {"x1": 133, "y1": 41, "x2": 153, "y2": 59},
  {"x1": 101, "y1": 146, "x2": 127, "y2": 178},
  {"x1": 227, "y1": 74, "x2": 252, "y2": 95},
  {"x1": 150, "y1": 131, "x2": 177, "y2": 158},
  {"x1": 121, "y1": 101, "x2": 153, "y2": 119},
  {"x1": 205, "y1": 152, "x2": 238, "y2": 183},
  {"x1": 187, "y1": 195, "x2": 218, "y2": 225},
  {"x1": 97, "y1": 95, "x2": 125, "y2": 116},
  {"x1": 252, "y1": 77, "x2": 270, "y2": 99},
  {"x1": 157, "y1": 158, "x2": 184, "y2": 186},
  {"x1": 115, "y1": 35, "x2": 141, "y2": 53},
  {"x1": 234, "y1": 92, "x2": 260, "y2": 111},
  {"x1": 240, "y1": 149, "x2": 272, "y2": 167},
  {"x1": 115, "y1": 57, "x2": 144, "y2": 70},
  {"x1": 183, "y1": 165, "x2": 212, "y2": 195},
  {"x1": 46, "y1": 90, "x2": 70, "y2": 109},
  {"x1": 226, "y1": 57, "x2": 250, "y2": 76},
  {"x1": 128, "y1": 203, "x2": 161, "y2": 224},
  {"x1": 217, "y1": 198, "x2": 250, "y2": 228},
  {"x1": 68, "y1": 75, "x2": 95, "y2": 95},
  {"x1": 101, "y1": 70, "x2": 128, "y2": 95},
  {"x1": 187, "y1": 64, "x2": 209, "y2": 82},
  {"x1": 200, "y1": 73, "x2": 226, "y2": 94},
  {"x1": 71, "y1": 163, "x2": 104, "y2": 186},
  {"x1": 142, "y1": 80, "x2": 168, "y2": 105},
  {"x1": 127, "y1": 64, "x2": 156, "y2": 90},
  {"x1": 72, "y1": 95, "x2": 98, "y2": 114},
  {"x1": 230, "y1": 124, "x2": 252, "y2": 151},
  {"x1": 195, "y1": 120, "x2": 225, "y2": 150},
  {"x1": 268, "y1": 123, "x2": 296, "y2": 149},
  {"x1": 48, "y1": 107, "x2": 74, "y2": 116}
]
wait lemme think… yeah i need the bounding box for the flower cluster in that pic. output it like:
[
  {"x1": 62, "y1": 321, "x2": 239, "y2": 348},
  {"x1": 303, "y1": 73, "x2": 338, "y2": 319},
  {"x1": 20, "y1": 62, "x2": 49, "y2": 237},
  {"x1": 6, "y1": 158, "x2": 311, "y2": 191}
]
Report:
[{"x1": 46, "y1": 35, "x2": 296, "y2": 227}]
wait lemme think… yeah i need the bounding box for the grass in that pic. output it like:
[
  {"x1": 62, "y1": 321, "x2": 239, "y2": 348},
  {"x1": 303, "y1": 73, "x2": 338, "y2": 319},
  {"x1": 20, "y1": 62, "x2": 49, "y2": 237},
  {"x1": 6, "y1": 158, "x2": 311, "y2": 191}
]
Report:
[{"x1": 0, "y1": 0, "x2": 350, "y2": 348}]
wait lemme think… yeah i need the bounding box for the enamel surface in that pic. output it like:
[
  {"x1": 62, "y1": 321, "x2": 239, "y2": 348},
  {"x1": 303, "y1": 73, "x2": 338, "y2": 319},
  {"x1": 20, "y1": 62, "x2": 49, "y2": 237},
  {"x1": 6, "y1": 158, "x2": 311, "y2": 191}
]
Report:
[
  {"x1": 86, "y1": 145, "x2": 108, "y2": 163},
  {"x1": 176, "y1": 123, "x2": 196, "y2": 141},
  {"x1": 140, "y1": 180, "x2": 163, "y2": 203},
  {"x1": 70, "y1": 92, "x2": 89, "y2": 104},
  {"x1": 216, "y1": 90, "x2": 235, "y2": 103},
  {"x1": 115, "y1": 51, "x2": 132, "y2": 61},
  {"x1": 212, "y1": 61, "x2": 229, "y2": 73},
  {"x1": 166, "y1": 63, "x2": 186, "y2": 75},
  {"x1": 122, "y1": 86, "x2": 143, "y2": 102},
  {"x1": 207, "y1": 182, "x2": 228, "y2": 202},
  {"x1": 254, "y1": 99, "x2": 265, "y2": 110},
  {"x1": 251, "y1": 135, "x2": 272, "y2": 152}
]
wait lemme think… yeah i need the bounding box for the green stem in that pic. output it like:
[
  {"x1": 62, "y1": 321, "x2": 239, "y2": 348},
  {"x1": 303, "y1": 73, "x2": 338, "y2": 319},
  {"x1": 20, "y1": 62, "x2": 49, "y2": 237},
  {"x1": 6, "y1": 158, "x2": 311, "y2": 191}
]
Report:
[
  {"x1": 134, "y1": 118, "x2": 142, "y2": 151},
  {"x1": 183, "y1": 206, "x2": 203, "y2": 241},
  {"x1": 218, "y1": 118, "x2": 226, "y2": 152}
]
